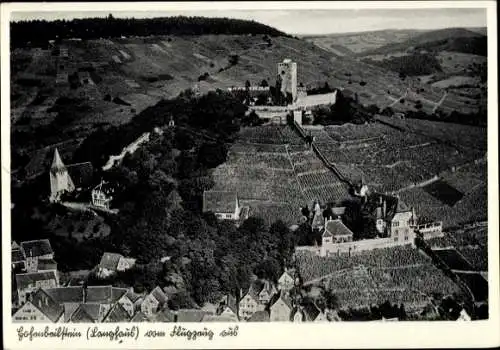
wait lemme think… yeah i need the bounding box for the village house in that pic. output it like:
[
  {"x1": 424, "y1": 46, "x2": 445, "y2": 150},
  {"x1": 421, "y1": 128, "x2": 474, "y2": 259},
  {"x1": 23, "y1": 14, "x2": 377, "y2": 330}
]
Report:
[
  {"x1": 21, "y1": 239, "x2": 54, "y2": 273},
  {"x1": 102, "y1": 303, "x2": 131, "y2": 322},
  {"x1": 269, "y1": 292, "x2": 294, "y2": 322},
  {"x1": 12, "y1": 288, "x2": 64, "y2": 323},
  {"x1": 238, "y1": 280, "x2": 276, "y2": 320},
  {"x1": 322, "y1": 219, "x2": 354, "y2": 245},
  {"x1": 278, "y1": 269, "x2": 295, "y2": 291},
  {"x1": 291, "y1": 300, "x2": 328, "y2": 322},
  {"x1": 91, "y1": 180, "x2": 115, "y2": 209},
  {"x1": 141, "y1": 286, "x2": 168, "y2": 316},
  {"x1": 217, "y1": 295, "x2": 239, "y2": 321},
  {"x1": 202, "y1": 190, "x2": 245, "y2": 221},
  {"x1": 15, "y1": 270, "x2": 58, "y2": 306},
  {"x1": 117, "y1": 289, "x2": 144, "y2": 317},
  {"x1": 97, "y1": 252, "x2": 136, "y2": 278},
  {"x1": 12, "y1": 243, "x2": 26, "y2": 272},
  {"x1": 247, "y1": 310, "x2": 270, "y2": 322}
]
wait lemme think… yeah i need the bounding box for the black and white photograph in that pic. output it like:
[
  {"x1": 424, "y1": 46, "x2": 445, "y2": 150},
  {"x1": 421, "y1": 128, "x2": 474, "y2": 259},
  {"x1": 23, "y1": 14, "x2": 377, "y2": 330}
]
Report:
[{"x1": 1, "y1": 1, "x2": 498, "y2": 349}]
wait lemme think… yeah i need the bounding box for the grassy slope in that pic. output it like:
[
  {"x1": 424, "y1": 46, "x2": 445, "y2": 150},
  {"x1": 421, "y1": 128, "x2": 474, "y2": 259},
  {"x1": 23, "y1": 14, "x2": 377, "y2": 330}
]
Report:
[{"x1": 11, "y1": 33, "x2": 482, "y2": 172}]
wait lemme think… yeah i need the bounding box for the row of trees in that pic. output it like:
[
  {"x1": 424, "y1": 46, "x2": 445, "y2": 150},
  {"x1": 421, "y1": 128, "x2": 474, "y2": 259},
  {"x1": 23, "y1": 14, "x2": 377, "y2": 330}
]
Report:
[{"x1": 11, "y1": 15, "x2": 288, "y2": 48}]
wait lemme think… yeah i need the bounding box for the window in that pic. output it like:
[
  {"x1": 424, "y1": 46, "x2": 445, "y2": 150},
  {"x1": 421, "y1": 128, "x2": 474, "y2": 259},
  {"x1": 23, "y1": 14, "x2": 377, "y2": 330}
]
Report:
[
  {"x1": 404, "y1": 236, "x2": 408, "y2": 241},
  {"x1": 392, "y1": 221, "x2": 399, "y2": 227},
  {"x1": 394, "y1": 237, "x2": 398, "y2": 242}
]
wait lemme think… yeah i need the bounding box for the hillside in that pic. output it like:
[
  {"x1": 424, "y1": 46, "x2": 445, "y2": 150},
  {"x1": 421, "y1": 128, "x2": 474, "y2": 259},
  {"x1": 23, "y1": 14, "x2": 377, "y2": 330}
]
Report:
[
  {"x1": 303, "y1": 29, "x2": 427, "y2": 56},
  {"x1": 357, "y1": 27, "x2": 486, "y2": 57},
  {"x1": 10, "y1": 16, "x2": 289, "y2": 48},
  {"x1": 11, "y1": 31, "x2": 485, "y2": 177}
]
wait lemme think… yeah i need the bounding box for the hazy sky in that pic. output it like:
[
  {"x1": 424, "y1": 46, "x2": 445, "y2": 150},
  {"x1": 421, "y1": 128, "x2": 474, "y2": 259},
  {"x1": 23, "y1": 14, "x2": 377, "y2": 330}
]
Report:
[{"x1": 11, "y1": 8, "x2": 487, "y2": 35}]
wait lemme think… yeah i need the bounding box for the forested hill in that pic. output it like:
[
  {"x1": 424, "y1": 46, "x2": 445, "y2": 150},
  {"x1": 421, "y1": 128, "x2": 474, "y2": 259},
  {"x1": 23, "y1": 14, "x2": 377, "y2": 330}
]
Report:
[{"x1": 11, "y1": 15, "x2": 289, "y2": 48}]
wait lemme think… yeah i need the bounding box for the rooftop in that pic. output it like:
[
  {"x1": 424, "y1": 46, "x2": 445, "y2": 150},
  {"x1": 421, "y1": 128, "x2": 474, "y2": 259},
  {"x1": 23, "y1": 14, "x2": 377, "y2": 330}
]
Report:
[
  {"x1": 15, "y1": 270, "x2": 57, "y2": 290},
  {"x1": 176, "y1": 309, "x2": 209, "y2": 322},
  {"x1": 103, "y1": 303, "x2": 130, "y2": 322},
  {"x1": 324, "y1": 219, "x2": 354, "y2": 237},
  {"x1": 29, "y1": 288, "x2": 65, "y2": 322},
  {"x1": 98, "y1": 252, "x2": 124, "y2": 271},
  {"x1": 20, "y1": 239, "x2": 53, "y2": 258}
]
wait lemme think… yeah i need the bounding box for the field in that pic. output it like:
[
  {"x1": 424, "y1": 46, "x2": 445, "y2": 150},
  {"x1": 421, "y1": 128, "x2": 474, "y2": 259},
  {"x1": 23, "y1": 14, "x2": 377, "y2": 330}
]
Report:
[
  {"x1": 432, "y1": 248, "x2": 475, "y2": 271},
  {"x1": 454, "y1": 272, "x2": 488, "y2": 302},
  {"x1": 425, "y1": 225, "x2": 487, "y2": 272},
  {"x1": 211, "y1": 124, "x2": 353, "y2": 225},
  {"x1": 295, "y1": 246, "x2": 462, "y2": 311},
  {"x1": 423, "y1": 180, "x2": 464, "y2": 206}
]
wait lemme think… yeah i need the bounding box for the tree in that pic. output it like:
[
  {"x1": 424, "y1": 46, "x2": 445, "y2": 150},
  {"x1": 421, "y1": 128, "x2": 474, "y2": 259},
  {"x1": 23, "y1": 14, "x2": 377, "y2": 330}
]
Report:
[{"x1": 260, "y1": 79, "x2": 269, "y2": 87}]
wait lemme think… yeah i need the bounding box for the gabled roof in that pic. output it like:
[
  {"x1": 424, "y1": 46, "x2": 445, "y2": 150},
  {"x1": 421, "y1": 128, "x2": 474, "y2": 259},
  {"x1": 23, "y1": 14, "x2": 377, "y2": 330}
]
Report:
[
  {"x1": 395, "y1": 197, "x2": 411, "y2": 213},
  {"x1": 247, "y1": 310, "x2": 270, "y2": 322},
  {"x1": 150, "y1": 286, "x2": 168, "y2": 306},
  {"x1": 149, "y1": 309, "x2": 176, "y2": 322},
  {"x1": 103, "y1": 303, "x2": 130, "y2": 322},
  {"x1": 93, "y1": 180, "x2": 115, "y2": 195},
  {"x1": 66, "y1": 162, "x2": 94, "y2": 189},
  {"x1": 324, "y1": 219, "x2": 353, "y2": 237},
  {"x1": 15, "y1": 270, "x2": 57, "y2": 290},
  {"x1": 244, "y1": 280, "x2": 265, "y2": 301},
  {"x1": 20, "y1": 239, "x2": 53, "y2": 258},
  {"x1": 38, "y1": 258, "x2": 58, "y2": 271},
  {"x1": 301, "y1": 300, "x2": 321, "y2": 321},
  {"x1": 176, "y1": 309, "x2": 208, "y2": 322},
  {"x1": 111, "y1": 287, "x2": 128, "y2": 301},
  {"x1": 125, "y1": 289, "x2": 143, "y2": 303},
  {"x1": 218, "y1": 295, "x2": 238, "y2": 315},
  {"x1": 29, "y1": 288, "x2": 64, "y2": 322},
  {"x1": 270, "y1": 291, "x2": 293, "y2": 311},
  {"x1": 86, "y1": 286, "x2": 111, "y2": 303},
  {"x1": 12, "y1": 249, "x2": 26, "y2": 263},
  {"x1": 130, "y1": 311, "x2": 150, "y2": 322},
  {"x1": 70, "y1": 304, "x2": 96, "y2": 323},
  {"x1": 202, "y1": 191, "x2": 238, "y2": 213},
  {"x1": 12, "y1": 241, "x2": 20, "y2": 250},
  {"x1": 279, "y1": 270, "x2": 294, "y2": 282},
  {"x1": 45, "y1": 286, "x2": 83, "y2": 303},
  {"x1": 99, "y1": 252, "x2": 123, "y2": 270}
]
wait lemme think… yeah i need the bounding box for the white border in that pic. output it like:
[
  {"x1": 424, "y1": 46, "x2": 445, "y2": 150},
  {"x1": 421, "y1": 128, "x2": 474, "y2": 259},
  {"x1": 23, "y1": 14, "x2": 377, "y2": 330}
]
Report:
[{"x1": 1, "y1": 2, "x2": 499, "y2": 349}]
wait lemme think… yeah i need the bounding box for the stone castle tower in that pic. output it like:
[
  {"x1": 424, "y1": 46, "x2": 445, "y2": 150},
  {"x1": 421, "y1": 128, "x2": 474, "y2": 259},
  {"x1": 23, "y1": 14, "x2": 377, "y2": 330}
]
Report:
[
  {"x1": 49, "y1": 148, "x2": 75, "y2": 202},
  {"x1": 277, "y1": 59, "x2": 297, "y2": 102}
]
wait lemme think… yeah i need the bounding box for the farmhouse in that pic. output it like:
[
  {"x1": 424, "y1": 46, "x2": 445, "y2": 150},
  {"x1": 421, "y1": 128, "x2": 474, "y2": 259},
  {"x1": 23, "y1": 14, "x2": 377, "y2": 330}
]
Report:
[
  {"x1": 97, "y1": 252, "x2": 136, "y2": 278},
  {"x1": 217, "y1": 295, "x2": 239, "y2": 321},
  {"x1": 202, "y1": 190, "x2": 247, "y2": 221}
]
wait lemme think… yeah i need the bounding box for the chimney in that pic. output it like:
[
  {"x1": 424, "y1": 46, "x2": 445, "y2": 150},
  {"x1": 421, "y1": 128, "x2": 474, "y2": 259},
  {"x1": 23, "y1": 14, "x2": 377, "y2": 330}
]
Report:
[{"x1": 383, "y1": 199, "x2": 387, "y2": 218}]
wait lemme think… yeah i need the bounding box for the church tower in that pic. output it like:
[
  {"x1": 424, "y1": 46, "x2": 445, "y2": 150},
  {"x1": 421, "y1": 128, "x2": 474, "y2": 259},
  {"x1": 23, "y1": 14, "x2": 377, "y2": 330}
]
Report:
[{"x1": 49, "y1": 148, "x2": 75, "y2": 202}]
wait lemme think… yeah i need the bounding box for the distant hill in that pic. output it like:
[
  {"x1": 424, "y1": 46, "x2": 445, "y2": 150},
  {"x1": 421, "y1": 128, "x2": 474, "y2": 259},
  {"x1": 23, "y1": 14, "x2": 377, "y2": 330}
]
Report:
[
  {"x1": 10, "y1": 15, "x2": 290, "y2": 48},
  {"x1": 303, "y1": 29, "x2": 427, "y2": 56},
  {"x1": 358, "y1": 27, "x2": 486, "y2": 57}
]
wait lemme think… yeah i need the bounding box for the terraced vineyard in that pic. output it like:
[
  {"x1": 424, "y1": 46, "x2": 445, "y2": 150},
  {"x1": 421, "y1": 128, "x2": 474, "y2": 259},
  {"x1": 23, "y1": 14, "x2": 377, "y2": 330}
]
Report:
[{"x1": 296, "y1": 247, "x2": 462, "y2": 312}]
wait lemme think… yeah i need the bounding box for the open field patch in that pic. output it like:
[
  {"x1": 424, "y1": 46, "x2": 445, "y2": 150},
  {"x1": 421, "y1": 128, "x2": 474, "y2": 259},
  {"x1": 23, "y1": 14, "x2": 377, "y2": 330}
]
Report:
[{"x1": 423, "y1": 180, "x2": 464, "y2": 206}]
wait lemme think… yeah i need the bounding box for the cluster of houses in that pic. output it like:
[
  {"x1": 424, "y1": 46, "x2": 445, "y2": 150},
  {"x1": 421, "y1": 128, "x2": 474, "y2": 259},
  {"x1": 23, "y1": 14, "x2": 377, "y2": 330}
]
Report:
[{"x1": 12, "y1": 245, "x2": 340, "y2": 324}]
